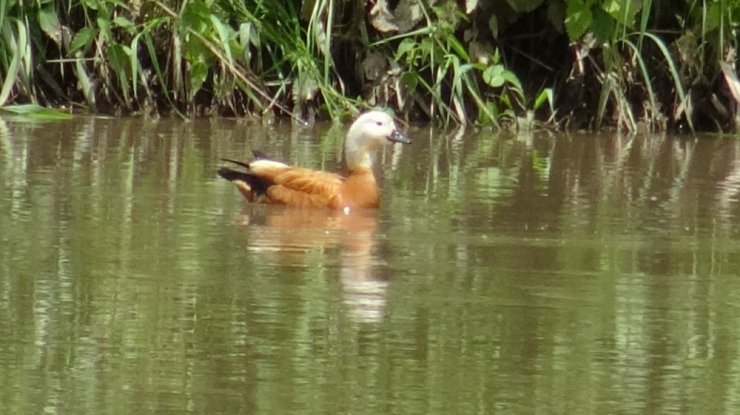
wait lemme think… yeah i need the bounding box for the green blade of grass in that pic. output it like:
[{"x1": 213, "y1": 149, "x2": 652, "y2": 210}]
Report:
[
  {"x1": 596, "y1": 75, "x2": 612, "y2": 129},
  {"x1": 0, "y1": 20, "x2": 23, "y2": 107},
  {"x1": 0, "y1": 104, "x2": 73, "y2": 119},
  {"x1": 618, "y1": 37, "x2": 659, "y2": 126},
  {"x1": 637, "y1": 31, "x2": 695, "y2": 132}
]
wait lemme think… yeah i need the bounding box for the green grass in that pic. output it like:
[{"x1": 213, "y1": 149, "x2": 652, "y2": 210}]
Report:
[{"x1": 0, "y1": 0, "x2": 737, "y2": 131}]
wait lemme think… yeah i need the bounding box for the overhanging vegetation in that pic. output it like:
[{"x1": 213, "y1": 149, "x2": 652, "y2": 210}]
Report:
[{"x1": 1, "y1": 0, "x2": 738, "y2": 132}]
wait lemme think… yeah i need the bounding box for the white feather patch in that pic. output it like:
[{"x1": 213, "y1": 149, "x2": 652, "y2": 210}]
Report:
[{"x1": 249, "y1": 159, "x2": 290, "y2": 170}]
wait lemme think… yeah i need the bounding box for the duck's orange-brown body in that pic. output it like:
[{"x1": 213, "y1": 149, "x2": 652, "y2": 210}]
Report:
[
  {"x1": 219, "y1": 164, "x2": 379, "y2": 209},
  {"x1": 218, "y1": 111, "x2": 410, "y2": 210}
]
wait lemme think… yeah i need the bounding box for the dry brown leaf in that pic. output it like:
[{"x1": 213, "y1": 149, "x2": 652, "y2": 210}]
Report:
[
  {"x1": 466, "y1": 0, "x2": 479, "y2": 13},
  {"x1": 720, "y1": 61, "x2": 740, "y2": 105},
  {"x1": 394, "y1": 0, "x2": 423, "y2": 33},
  {"x1": 369, "y1": 0, "x2": 399, "y2": 33}
]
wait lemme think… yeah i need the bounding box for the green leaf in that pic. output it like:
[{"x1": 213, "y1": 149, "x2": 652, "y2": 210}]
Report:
[
  {"x1": 400, "y1": 72, "x2": 418, "y2": 94},
  {"x1": 419, "y1": 38, "x2": 432, "y2": 58},
  {"x1": 108, "y1": 0, "x2": 132, "y2": 9},
  {"x1": 188, "y1": 61, "x2": 208, "y2": 96},
  {"x1": 107, "y1": 43, "x2": 130, "y2": 74},
  {"x1": 705, "y1": 1, "x2": 722, "y2": 33},
  {"x1": 502, "y1": 70, "x2": 523, "y2": 92},
  {"x1": 0, "y1": 20, "x2": 23, "y2": 107},
  {"x1": 0, "y1": 2, "x2": 6, "y2": 36},
  {"x1": 210, "y1": 15, "x2": 233, "y2": 64},
  {"x1": 492, "y1": 48, "x2": 501, "y2": 65},
  {"x1": 75, "y1": 57, "x2": 95, "y2": 107},
  {"x1": 446, "y1": 35, "x2": 469, "y2": 61},
  {"x1": 396, "y1": 38, "x2": 417, "y2": 60},
  {"x1": 590, "y1": 7, "x2": 615, "y2": 42},
  {"x1": 533, "y1": 88, "x2": 553, "y2": 111},
  {"x1": 70, "y1": 27, "x2": 95, "y2": 52},
  {"x1": 239, "y1": 22, "x2": 259, "y2": 48},
  {"x1": 483, "y1": 65, "x2": 505, "y2": 87},
  {"x1": 97, "y1": 16, "x2": 111, "y2": 41},
  {"x1": 81, "y1": 0, "x2": 98, "y2": 10},
  {"x1": 181, "y1": 1, "x2": 211, "y2": 33},
  {"x1": 0, "y1": 104, "x2": 73, "y2": 119},
  {"x1": 602, "y1": 0, "x2": 641, "y2": 26},
  {"x1": 107, "y1": 43, "x2": 132, "y2": 104},
  {"x1": 565, "y1": 0, "x2": 593, "y2": 41},
  {"x1": 183, "y1": 36, "x2": 210, "y2": 66},
  {"x1": 112, "y1": 16, "x2": 135, "y2": 30},
  {"x1": 130, "y1": 35, "x2": 142, "y2": 100},
  {"x1": 38, "y1": 5, "x2": 62, "y2": 45},
  {"x1": 478, "y1": 100, "x2": 499, "y2": 124},
  {"x1": 488, "y1": 14, "x2": 499, "y2": 38}
]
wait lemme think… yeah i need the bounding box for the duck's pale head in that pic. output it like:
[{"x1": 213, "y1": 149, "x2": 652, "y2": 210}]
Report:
[{"x1": 345, "y1": 111, "x2": 410, "y2": 170}]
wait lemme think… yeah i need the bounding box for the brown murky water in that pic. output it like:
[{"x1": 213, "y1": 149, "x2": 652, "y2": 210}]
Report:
[{"x1": 2, "y1": 116, "x2": 740, "y2": 414}]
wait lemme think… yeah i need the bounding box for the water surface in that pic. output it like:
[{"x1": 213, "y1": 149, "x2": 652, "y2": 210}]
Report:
[{"x1": 2, "y1": 116, "x2": 740, "y2": 414}]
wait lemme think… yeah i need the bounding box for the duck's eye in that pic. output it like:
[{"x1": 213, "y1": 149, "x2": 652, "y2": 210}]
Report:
[{"x1": 376, "y1": 121, "x2": 383, "y2": 126}]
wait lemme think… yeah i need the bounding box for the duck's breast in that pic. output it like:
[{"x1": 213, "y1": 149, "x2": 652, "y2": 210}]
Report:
[{"x1": 335, "y1": 169, "x2": 379, "y2": 209}]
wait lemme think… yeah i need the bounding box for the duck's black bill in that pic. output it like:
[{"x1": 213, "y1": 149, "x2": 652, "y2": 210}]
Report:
[{"x1": 388, "y1": 129, "x2": 412, "y2": 144}]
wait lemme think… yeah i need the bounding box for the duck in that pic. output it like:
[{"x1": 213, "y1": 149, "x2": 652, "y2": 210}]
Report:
[{"x1": 217, "y1": 110, "x2": 411, "y2": 209}]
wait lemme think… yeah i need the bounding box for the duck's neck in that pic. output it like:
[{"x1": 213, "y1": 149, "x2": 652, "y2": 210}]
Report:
[
  {"x1": 345, "y1": 149, "x2": 374, "y2": 172},
  {"x1": 345, "y1": 137, "x2": 378, "y2": 172}
]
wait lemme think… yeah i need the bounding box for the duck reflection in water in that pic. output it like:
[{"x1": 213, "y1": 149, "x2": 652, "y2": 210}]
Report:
[{"x1": 235, "y1": 206, "x2": 388, "y2": 323}]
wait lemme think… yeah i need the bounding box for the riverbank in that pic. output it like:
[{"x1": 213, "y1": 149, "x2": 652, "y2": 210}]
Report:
[{"x1": 1, "y1": 0, "x2": 738, "y2": 132}]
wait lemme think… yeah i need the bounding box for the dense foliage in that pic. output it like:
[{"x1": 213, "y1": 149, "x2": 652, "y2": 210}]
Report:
[{"x1": 0, "y1": 0, "x2": 739, "y2": 131}]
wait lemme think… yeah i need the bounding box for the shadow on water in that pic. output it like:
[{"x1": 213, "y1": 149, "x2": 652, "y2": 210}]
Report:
[{"x1": 2, "y1": 115, "x2": 740, "y2": 414}]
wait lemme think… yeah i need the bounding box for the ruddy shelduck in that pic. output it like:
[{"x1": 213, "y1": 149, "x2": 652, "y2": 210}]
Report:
[{"x1": 217, "y1": 111, "x2": 411, "y2": 209}]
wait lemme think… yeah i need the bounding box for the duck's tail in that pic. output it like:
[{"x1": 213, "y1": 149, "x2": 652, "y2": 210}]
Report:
[
  {"x1": 220, "y1": 158, "x2": 251, "y2": 170},
  {"x1": 217, "y1": 159, "x2": 273, "y2": 202},
  {"x1": 217, "y1": 166, "x2": 251, "y2": 182}
]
